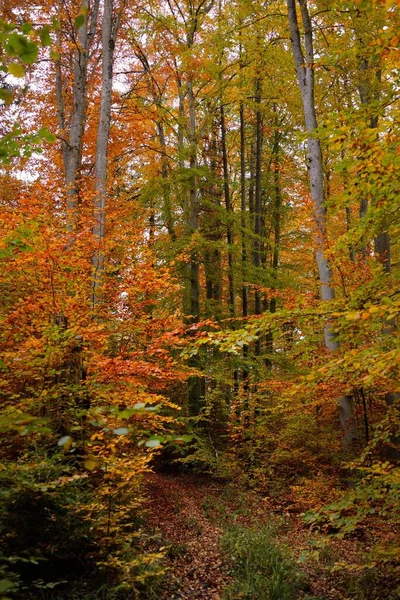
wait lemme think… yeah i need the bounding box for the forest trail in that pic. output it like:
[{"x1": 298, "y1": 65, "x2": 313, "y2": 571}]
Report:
[
  {"x1": 144, "y1": 472, "x2": 234, "y2": 599},
  {"x1": 143, "y1": 473, "x2": 360, "y2": 600}
]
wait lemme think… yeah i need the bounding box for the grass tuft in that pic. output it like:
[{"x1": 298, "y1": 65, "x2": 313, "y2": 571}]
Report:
[{"x1": 221, "y1": 524, "x2": 308, "y2": 600}]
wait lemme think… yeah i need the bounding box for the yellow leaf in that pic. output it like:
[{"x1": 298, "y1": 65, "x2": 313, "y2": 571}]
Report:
[
  {"x1": 345, "y1": 312, "x2": 360, "y2": 321},
  {"x1": 8, "y1": 63, "x2": 25, "y2": 78},
  {"x1": 84, "y1": 457, "x2": 98, "y2": 471}
]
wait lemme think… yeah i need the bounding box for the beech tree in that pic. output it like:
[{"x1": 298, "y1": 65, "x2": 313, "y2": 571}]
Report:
[
  {"x1": 0, "y1": 1, "x2": 399, "y2": 597},
  {"x1": 287, "y1": 0, "x2": 358, "y2": 449}
]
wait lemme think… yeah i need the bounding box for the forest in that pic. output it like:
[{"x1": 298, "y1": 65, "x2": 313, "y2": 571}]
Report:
[{"x1": 0, "y1": 0, "x2": 399, "y2": 598}]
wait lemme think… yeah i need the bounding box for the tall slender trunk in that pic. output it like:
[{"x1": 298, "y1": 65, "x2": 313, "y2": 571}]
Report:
[
  {"x1": 340, "y1": 148, "x2": 356, "y2": 263},
  {"x1": 156, "y1": 121, "x2": 176, "y2": 241},
  {"x1": 269, "y1": 117, "x2": 281, "y2": 316},
  {"x1": 287, "y1": 0, "x2": 358, "y2": 451},
  {"x1": 254, "y1": 79, "x2": 263, "y2": 356},
  {"x1": 240, "y1": 101, "x2": 249, "y2": 390},
  {"x1": 204, "y1": 132, "x2": 222, "y2": 314},
  {"x1": 91, "y1": 0, "x2": 118, "y2": 308},
  {"x1": 134, "y1": 44, "x2": 176, "y2": 243},
  {"x1": 353, "y1": 17, "x2": 398, "y2": 457},
  {"x1": 187, "y1": 79, "x2": 200, "y2": 322},
  {"x1": 175, "y1": 73, "x2": 193, "y2": 317},
  {"x1": 185, "y1": 50, "x2": 202, "y2": 417},
  {"x1": 56, "y1": 0, "x2": 99, "y2": 230},
  {"x1": 220, "y1": 103, "x2": 235, "y2": 317},
  {"x1": 240, "y1": 103, "x2": 248, "y2": 323}
]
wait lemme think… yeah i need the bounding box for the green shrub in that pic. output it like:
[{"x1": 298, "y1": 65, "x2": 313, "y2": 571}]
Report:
[{"x1": 221, "y1": 524, "x2": 307, "y2": 600}]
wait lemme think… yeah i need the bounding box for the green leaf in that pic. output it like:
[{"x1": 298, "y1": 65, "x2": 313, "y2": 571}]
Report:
[
  {"x1": 39, "y1": 26, "x2": 52, "y2": 47},
  {"x1": 6, "y1": 33, "x2": 38, "y2": 64},
  {"x1": 21, "y1": 22, "x2": 33, "y2": 34},
  {"x1": 0, "y1": 581, "x2": 14, "y2": 593},
  {"x1": 19, "y1": 45, "x2": 38, "y2": 65},
  {"x1": 382, "y1": 154, "x2": 394, "y2": 167},
  {"x1": 8, "y1": 62, "x2": 25, "y2": 77},
  {"x1": 74, "y1": 14, "x2": 85, "y2": 29},
  {"x1": 20, "y1": 44, "x2": 38, "y2": 64},
  {"x1": 38, "y1": 127, "x2": 56, "y2": 143},
  {"x1": 50, "y1": 50, "x2": 60, "y2": 61},
  {"x1": 0, "y1": 88, "x2": 13, "y2": 105}
]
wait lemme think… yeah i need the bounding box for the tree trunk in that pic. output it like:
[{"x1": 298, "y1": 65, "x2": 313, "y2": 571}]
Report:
[
  {"x1": 187, "y1": 79, "x2": 200, "y2": 322},
  {"x1": 220, "y1": 103, "x2": 235, "y2": 317},
  {"x1": 204, "y1": 131, "x2": 222, "y2": 315},
  {"x1": 269, "y1": 115, "x2": 282, "y2": 316},
  {"x1": 287, "y1": 0, "x2": 358, "y2": 451},
  {"x1": 55, "y1": 0, "x2": 99, "y2": 231},
  {"x1": 240, "y1": 101, "x2": 250, "y2": 390},
  {"x1": 254, "y1": 79, "x2": 263, "y2": 356},
  {"x1": 92, "y1": 0, "x2": 118, "y2": 308},
  {"x1": 156, "y1": 121, "x2": 176, "y2": 241},
  {"x1": 240, "y1": 103, "x2": 249, "y2": 324}
]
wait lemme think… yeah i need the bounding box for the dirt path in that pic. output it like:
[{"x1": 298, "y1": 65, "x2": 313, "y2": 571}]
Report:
[
  {"x1": 143, "y1": 472, "x2": 382, "y2": 600},
  {"x1": 144, "y1": 472, "x2": 233, "y2": 599}
]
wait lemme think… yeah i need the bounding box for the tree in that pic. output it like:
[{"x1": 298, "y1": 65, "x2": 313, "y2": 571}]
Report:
[{"x1": 287, "y1": 0, "x2": 358, "y2": 450}]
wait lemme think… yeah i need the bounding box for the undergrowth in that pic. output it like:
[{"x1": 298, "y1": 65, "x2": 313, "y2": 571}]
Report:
[{"x1": 220, "y1": 524, "x2": 310, "y2": 600}]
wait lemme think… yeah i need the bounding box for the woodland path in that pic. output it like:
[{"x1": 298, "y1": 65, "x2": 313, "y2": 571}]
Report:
[
  {"x1": 143, "y1": 472, "x2": 359, "y2": 600},
  {"x1": 144, "y1": 472, "x2": 234, "y2": 599}
]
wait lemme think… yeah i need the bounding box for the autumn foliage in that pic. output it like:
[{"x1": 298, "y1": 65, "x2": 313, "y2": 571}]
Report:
[{"x1": 0, "y1": 0, "x2": 399, "y2": 598}]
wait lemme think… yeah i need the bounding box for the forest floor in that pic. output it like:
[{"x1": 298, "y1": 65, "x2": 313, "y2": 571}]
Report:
[
  {"x1": 144, "y1": 472, "x2": 233, "y2": 599},
  {"x1": 142, "y1": 471, "x2": 362, "y2": 600}
]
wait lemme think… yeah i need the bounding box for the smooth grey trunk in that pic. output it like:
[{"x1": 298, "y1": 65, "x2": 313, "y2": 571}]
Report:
[
  {"x1": 287, "y1": 0, "x2": 358, "y2": 450},
  {"x1": 269, "y1": 117, "x2": 282, "y2": 316},
  {"x1": 186, "y1": 64, "x2": 201, "y2": 419},
  {"x1": 182, "y1": 1, "x2": 215, "y2": 416},
  {"x1": 220, "y1": 103, "x2": 235, "y2": 316},
  {"x1": 240, "y1": 101, "x2": 249, "y2": 389},
  {"x1": 66, "y1": 2, "x2": 89, "y2": 228},
  {"x1": 55, "y1": 0, "x2": 100, "y2": 232},
  {"x1": 92, "y1": 0, "x2": 119, "y2": 307},
  {"x1": 156, "y1": 121, "x2": 176, "y2": 241},
  {"x1": 254, "y1": 80, "x2": 263, "y2": 356},
  {"x1": 55, "y1": 24, "x2": 67, "y2": 171},
  {"x1": 287, "y1": 0, "x2": 336, "y2": 342},
  {"x1": 187, "y1": 79, "x2": 200, "y2": 321},
  {"x1": 240, "y1": 102, "x2": 248, "y2": 322},
  {"x1": 204, "y1": 132, "x2": 222, "y2": 313},
  {"x1": 175, "y1": 73, "x2": 192, "y2": 318}
]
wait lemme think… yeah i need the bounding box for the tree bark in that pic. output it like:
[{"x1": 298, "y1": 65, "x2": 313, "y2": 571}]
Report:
[
  {"x1": 269, "y1": 113, "x2": 282, "y2": 316},
  {"x1": 240, "y1": 101, "x2": 249, "y2": 389},
  {"x1": 91, "y1": 0, "x2": 119, "y2": 308},
  {"x1": 253, "y1": 79, "x2": 263, "y2": 356},
  {"x1": 187, "y1": 79, "x2": 200, "y2": 322},
  {"x1": 156, "y1": 120, "x2": 176, "y2": 241},
  {"x1": 287, "y1": 0, "x2": 358, "y2": 451},
  {"x1": 58, "y1": 1, "x2": 97, "y2": 230},
  {"x1": 220, "y1": 102, "x2": 235, "y2": 317}
]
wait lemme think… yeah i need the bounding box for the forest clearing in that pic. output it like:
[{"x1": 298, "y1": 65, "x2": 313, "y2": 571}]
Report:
[{"x1": 0, "y1": 0, "x2": 399, "y2": 598}]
